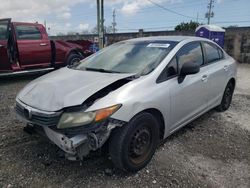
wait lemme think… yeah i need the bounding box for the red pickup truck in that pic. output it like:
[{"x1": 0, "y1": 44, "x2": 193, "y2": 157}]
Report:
[{"x1": 0, "y1": 18, "x2": 94, "y2": 76}]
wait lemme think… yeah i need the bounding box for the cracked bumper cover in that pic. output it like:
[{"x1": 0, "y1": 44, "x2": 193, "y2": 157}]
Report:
[
  {"x1": 22, "y1": 118, "x2": 126, "y2": 159},
  {"x1": 16, "y1": 100, "x2": 126, "y2": 158},
  {"x1": 43, "y1": 126, "x2": 88, "y2": 155}
]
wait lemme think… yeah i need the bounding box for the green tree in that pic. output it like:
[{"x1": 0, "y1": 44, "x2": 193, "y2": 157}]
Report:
[
  {"x1": 175, "y1": 21, "x2": 200, "y2": 31},
  {"x1": 91, "y1": 25, "x2": 113, "y2": 34}
]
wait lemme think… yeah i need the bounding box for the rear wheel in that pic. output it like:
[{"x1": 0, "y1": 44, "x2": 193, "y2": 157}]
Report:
[
  {"x1": 66, "y1": 53, "x2": 83, "y2": 66},
  {"x1": 109, "y1": 112, "x2": 159, "y2": 172},
  {"x1": 216, "y1": 81, "x2": 234, "y2": 112}
]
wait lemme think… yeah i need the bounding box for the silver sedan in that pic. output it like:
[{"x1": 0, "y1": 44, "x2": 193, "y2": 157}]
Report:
[{"x1": 16, "y1": 36, "x2": 237, "y2": 172}]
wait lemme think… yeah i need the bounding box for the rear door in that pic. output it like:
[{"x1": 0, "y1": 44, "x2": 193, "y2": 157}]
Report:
[
  {"x1": 201, "y1": 41, "x2": 229, "y2": 108},
  {"x1": 0, "y1": 18, "x2": 11, "y2": 71},
  {"x1": 14, "y1": 23, "x2": 51, "y2": 68}
]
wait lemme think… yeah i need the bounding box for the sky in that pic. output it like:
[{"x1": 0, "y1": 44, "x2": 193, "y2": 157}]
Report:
[{"x1": 0, "y1": 0, "x2": 249, "y2": 35}]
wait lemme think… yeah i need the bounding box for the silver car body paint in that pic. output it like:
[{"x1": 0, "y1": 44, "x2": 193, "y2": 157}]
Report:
[
  {"x1": 86, "y1": 37, "x2": 237, "y2": 137},
  {"x1": 16, "y1": 36, "x2": 237, "y2": 156},
  {"x1": 17, "y1": 67, "x2": 133, "y2": 112}
]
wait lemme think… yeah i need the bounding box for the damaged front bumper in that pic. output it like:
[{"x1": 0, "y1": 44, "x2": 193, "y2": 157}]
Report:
[
  {"x1": 23, "y1": 120, "x2": 124, "y2": 160},
  {"x1": 43, "y1": 126, "x2": 88, "y2": 155},
  {"x1": 16, "y1": 100, "x2": 126, "y2": 160},
  {"x1": 16, "y1": 100, "x2": 125, "y2": 160}
]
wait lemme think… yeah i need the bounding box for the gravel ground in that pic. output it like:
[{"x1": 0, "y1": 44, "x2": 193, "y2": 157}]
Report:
[{"x1": 0, "y1": 64, "x2": 249, "y2": 188}]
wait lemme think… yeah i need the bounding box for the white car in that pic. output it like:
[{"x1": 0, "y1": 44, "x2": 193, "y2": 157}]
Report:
[{"x1": 16, "y1": 36, "x2": 237, "y2": 172}]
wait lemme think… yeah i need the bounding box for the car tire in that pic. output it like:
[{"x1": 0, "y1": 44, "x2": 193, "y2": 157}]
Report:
[
  {"x1": 109, "y1": 112, "x2": 160, "y2": 172},
  {"x1": 216, "y1": 81, "x2": 234, "y2": 112},
  {"x1": 66, "y1": 53, "x2": 83, "y2": 66}
]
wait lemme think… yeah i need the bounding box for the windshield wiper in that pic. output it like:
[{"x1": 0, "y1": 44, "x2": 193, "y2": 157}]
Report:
[{"x1": 84, "y1": 67, "x2": 121, "y2": 73}]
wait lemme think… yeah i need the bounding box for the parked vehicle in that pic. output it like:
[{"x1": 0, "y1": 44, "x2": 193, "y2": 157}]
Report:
[
  {"x1": 0, "y1": 18, "x2": 94, "y2": 76},
  {"x1": 15, "y1": 36, "x2": 237, "y2": 172}
]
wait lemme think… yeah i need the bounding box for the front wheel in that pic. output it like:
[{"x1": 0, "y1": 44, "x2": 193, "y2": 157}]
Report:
[
  {"x1": 109, "y1": 112, "x2": 159, "y2": 172},
  {"x1": 216, "y1": 81, "x2": 235, "y2": 112}
]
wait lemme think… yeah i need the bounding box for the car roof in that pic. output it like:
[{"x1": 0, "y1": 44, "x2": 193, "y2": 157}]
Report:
[{"x1": 125, "y1": 36, "x2": 209, "y2": 43}]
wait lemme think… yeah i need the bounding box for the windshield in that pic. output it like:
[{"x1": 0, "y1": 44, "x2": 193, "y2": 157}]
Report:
[{"x1": 74, "y1": 41, "x2": 177, "y2": 75}]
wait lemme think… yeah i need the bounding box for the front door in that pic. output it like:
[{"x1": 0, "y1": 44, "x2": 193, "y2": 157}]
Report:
[
  {"x1": 0, "y1": 19, "x2": 11, "y2": 71},
  {"x1": 169, "y1": 42, "x2": 209, "y2": 132},
  {"x1": 14, "y1": 23, "x2": 51, "y2": 68}
]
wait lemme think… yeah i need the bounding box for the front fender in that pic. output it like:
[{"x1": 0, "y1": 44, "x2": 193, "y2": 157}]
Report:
[{"x1": 86, "y1": 79, "x2": 171, "y2": 134}]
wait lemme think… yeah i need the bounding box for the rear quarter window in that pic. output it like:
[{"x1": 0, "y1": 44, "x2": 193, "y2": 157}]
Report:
[{"x1": 15, "y1": 25, "x2": 42, "y2": 40}]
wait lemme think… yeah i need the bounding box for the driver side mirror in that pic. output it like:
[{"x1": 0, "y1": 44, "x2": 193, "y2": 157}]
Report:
[{"x1": 178, "y1": 61, "x2": 200, "y2": 83}]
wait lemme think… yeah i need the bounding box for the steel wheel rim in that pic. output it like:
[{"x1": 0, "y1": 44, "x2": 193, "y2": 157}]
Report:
[{"x1": 128, "y1": 125, "x2": 153, "y2": 165}]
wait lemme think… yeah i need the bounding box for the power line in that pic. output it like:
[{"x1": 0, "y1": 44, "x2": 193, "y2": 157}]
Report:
[{"x1": 146, "y1": 0, "x2": 205, "y2": 21}]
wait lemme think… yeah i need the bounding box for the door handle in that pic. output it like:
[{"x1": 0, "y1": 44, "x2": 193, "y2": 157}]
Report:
[
  {"x1": 201, "y1": 75, "x2": 208, "y2": 82},
  {"x1": 223, "y1": 65, "x2": 229, "y2": 71},
  {"x1": 39, "y1": 43, "x2": 47, "y2": 46},
  {"x1": 0, "y1": 44, "x2": 5, "y2": 48}
]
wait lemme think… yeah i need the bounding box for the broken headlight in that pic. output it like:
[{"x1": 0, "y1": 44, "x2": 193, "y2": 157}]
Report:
[{"x1": 57, "y1": 104, "x2": 121, "y2": 129}]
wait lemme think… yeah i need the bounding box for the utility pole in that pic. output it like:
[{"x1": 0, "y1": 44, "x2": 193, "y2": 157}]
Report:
[
  {"x1": 44, "y1": 20, "x2": 47, "y2": 31},
  {"x1": 97, "y1": 0, "x2": 104, "y2": 49},
  {"x1": 112, "y1": 9, "x2": 117, "y2": 34},
  {"x1": 205, "y1": 0, "x2": 214, "y2": 24},
  {"x1": 97, "y1": 0, "x2": 100, "y2": 38}
]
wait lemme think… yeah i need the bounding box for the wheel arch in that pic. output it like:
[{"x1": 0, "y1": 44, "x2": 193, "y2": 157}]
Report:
[
  {"x1": 228, "y1": 77, "x2": 236, "y2": 90},
  {"x1": 67, "y1": 48, "x2": 84, "y2": 58},
  {"x1": 138, "y1": 108, "x2": 165, "y2": 140}
]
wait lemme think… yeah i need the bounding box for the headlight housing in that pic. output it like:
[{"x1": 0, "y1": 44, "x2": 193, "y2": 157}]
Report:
[{"x1": 57, "y1": 104, "x2": 121, "y2": 129}]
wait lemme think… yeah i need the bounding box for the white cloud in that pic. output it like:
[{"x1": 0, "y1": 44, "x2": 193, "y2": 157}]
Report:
[
  {"x1": 58, "y1": 12, "x2": 71, "y2": 20},
  {"x1": 117, "y1": 0, "x2": 181, "y2": 15},
  {"x1": 0, "y1": 0, "x2": 88, "y2": 35},
  {"x1": 121, "y1": 2, "x2": 140, "y2": 15},
  {"x1": 78, "y1": 23, "x2": 90, "y2": 30},
  {"x1": 0, "y1": 0, "x2": 182, "y2": 34},
  {"x1": 0, "y1": 0, "x2": 86, "y2": 22}
]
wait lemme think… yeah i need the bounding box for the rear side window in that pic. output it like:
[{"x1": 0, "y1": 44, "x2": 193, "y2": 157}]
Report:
[
  {"x1": 16, "y1": 25, "x2": 41, "y2": 40},
  {"x1": 177, "y1": 42, "x2": 203, "y2": 70},
  {"x1": 203, "y1": 42, "x2": 223, "y2": 63}
]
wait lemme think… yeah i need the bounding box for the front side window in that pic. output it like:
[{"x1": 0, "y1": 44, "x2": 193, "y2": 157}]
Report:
[
  {"x1": 15, "y1": 25, "x2": 41, "y2": 40},
  {"x1": 204, "y1": 42, "x2": 222, "y2": 63},
  {"x1": 156, "y1": 57, "x2": 178, "y2": 83},
  {"x1": 75, "y1": 41, "x2": 177, "y2": 75},
  {"x1": 177, "y1": 42, "x2": 203, "y2": 70},
  {"x1": 166, "y1": 57, "x2": 178, "y2": 78}
]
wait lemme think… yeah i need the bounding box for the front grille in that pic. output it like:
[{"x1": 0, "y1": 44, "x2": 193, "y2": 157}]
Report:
[{"x1": 16, "y1": 102, "x2": 61, "y2": 126}]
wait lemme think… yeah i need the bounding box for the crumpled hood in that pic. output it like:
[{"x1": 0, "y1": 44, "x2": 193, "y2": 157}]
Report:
[{"x1": 17, "y1": 68, "x2": 133, "y2": 112}]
